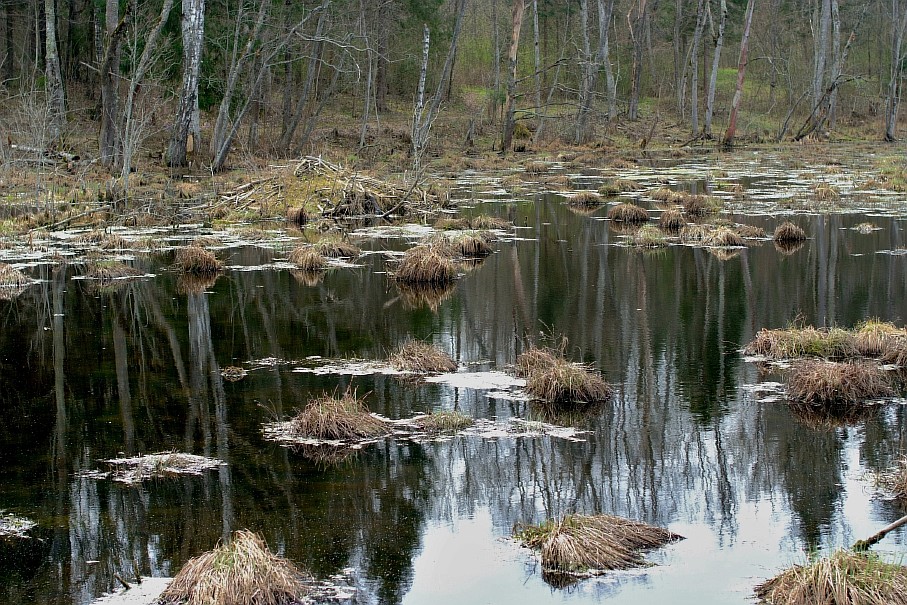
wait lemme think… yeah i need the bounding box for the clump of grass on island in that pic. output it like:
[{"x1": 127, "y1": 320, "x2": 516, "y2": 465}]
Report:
[
  {"x1": 598, "y1": 179, "x2": 640, "y2": 197},
  {"x1": 0, "y1": 263, "x2": 29, "y2": 287},
  {"x1": 774, "y1": 221, "x2": 807, "y2": 243},
  {"x1": 516, "y1": 344, "x2": 612, "y2": 405},
  {"x1": 389, "y1": 340, "x2": 457, "y2": 373},
  {"x1": 290, "y1": 390, "x2": 388, "y2": 441},
  {"x1": 658, "y1": 209, "x2": 685, "y2": 232},
  {"x1": 567, "y1": 191, "x2": 603, "y2": 208},
  {"x1": 84, "y1": 261, "x2": 141, "y2": 281},
  {"x1": 413, "y1": 410, "x2": 474, "y2": 434},
  {"x1": 157, "y1": 530, "x2": 311, "y2": 605},
  {"x1": 312, "y1": 234, "x2": 360, "y2": 258},
  {"x1": 814, "y1": 183, "x2": 840, "y2": 201},
  {"x1": 683, "y1": 194, "x2": 722, "y2": 217},
  {"x1": 174, "y1": 246, "x2": 223, "y2": 274},
  {"x1": 785, "y1": 360, "x2": 893, "y2": 405},
  {"x1": 524, "y1": 161, "x2": 549, "y2": 175},
  {"x1": 705, "y1": 227, "x2": 745, "y2": 247},
  {"x1": 634, "y1": 225, "x2": 667, "y2": 248},
  {"x1": 451, "y1": 232, "x2": 493, "y2": 257},
  {"x1": 745, "y1": 326, "x2": 858, "y2": 360},
  {"x1": 286, "y1": 206, "x2": 307, "y2": 226},
  {"x1": 288, "y1": 246, "x2": 327, "y2": 271},
  {"x1": 607, "y1": 202, "x2": 649, "y2": 223},
  {"x1": 393, "y1": 245, "x2": 458, "y2": 285},
  {"x1": 754, "y1": 550, "x2": 907, "y2": 605},
  {"x1": 469, "y1": 214, "x2": 511, "y2": 230},
  {"x1": 650, "y1": 187, "x2": 687, "y2": 204},
  {"x1": 735, "y1": 223, "x2": 766, "y2": 239},
  {"x1": 874, "y1": 457, "x2": 907, "y2": 500},
  {"x1": 434, "y1": 217, "x2": 470, "y2": 231},
  {"x1": 515, "y1": 514, "x2": 682, "y2": 583}
]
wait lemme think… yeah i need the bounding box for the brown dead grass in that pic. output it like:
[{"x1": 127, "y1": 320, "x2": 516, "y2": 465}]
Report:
[
  {"x1": 312, "y1": 234, "x2": 360, "y2": 258},
  {"x1": 0, "y1": 264, "x2": 29, "y2": 287},
  {"x1": 516, "y1": 345, "x2": 612, "y2": 405},
  {"x1": 393, "y1": 245, "x2": 458, "y2": 285},
  {"x1": 174, "y1": 246, "x2": 223, "y2": 274},
  {"x1": 706, "y1": 227, "x2": 745, "y2": 247},
  {"x1": 395, "y1": 281, "x2": 456, "y2": 311},
  {"x1": 607, "y1": 203, "x2": 650, "y2": 223},
  {"x1": 451, "y1": 233, "x2": 493, "y2": 257},
  {"x1": 683, "y1": 194, "x2": 722, "y2": 217},
  {"x1": 774, "y1": 222, "x2": 807, "y2": 243},
  {"x1": 290, "y1": 390, "x2": 388, "y2": 441},
  {"x1": 567, "y1": 191, "x2": 604, "y2": 208},
  {"x1": 754, "y1": 550, "x2": 907, "y2": 605},
  {"x1": 413, "y1": 410, "x2": 474, "y2": 434},
  {"x1": 658, "y1": 209, "x2": 685, "y2": 232},
  {"x1": 785, "y1": 360, "x2": 894, "y2": 405},
  {"x1": 389, "y1": 340, "x2": 457, "y2": 373},
  {"x1": 288, "y1": 246, "x2": 327, "y2": 271},
  {"x1": 84, "y1": 262, "x2": 141, "y2": 280},
  {"x1": 744, "y1": 326, "x2": 858, "y2": 360},
  {"x1": 157, "y1": 530, "x2": 311, "y2": 605},
  {"x1": 735, "y1": 224, "x2": 766, "y2": 239},
  {"x1": 875, "y1": 457, "x2": 907, "y2": 500},
  {"x1": 469, "y1": 215, "x2": 511, "y2": 230},
  {"x1": 788, "y1": 401, "x2": 879, "y2": 430}
]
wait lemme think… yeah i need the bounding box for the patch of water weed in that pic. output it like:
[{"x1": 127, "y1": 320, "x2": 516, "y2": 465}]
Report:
[
  {"x1": 86, "y1": 452, "x2": 226, "y2": 485},
  {"x1": 0, "y1": 511, "x2": 37, "y2": 539},
  {"x1": 83, "y1": 261, "x2": 142, "y2": 281},
  {"x1": 388, "y1": 339, "x2": 457, "y2": 373},
  {"x1": 0, "y1": 263, "x2": 31, "y2": 299},
  {"x1": 514, "y1": 514, "x2": 682, "y2": 587},
  {"x1": 178, "y1": 272, "x2": 221, "y2": 294},
  {"x1": 157, "y1": 530, "x2": 312, "y2": 605},
  {"x1": 754, "y1": 549, "x2": 907, "y2": 605},
  {"x1": 705, "y1": 227, "x2": 745, "y2": 247}
]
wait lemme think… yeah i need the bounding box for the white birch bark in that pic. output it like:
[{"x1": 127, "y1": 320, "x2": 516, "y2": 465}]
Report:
[
  {"x1": 689, "y1": 0, "x2": 707, "y2": 134},
  {"x1": 168, "y1": 0, "x2": 206, "y2": 167},
  {"x1": 703, "y1": 0, "x2": 727, "y2": 136},
  {"x1": 885, "y1": 0, "x2": 907, "y2": 140},
  {"x1": 501, "y1": 0, "x2": 525, "y2": 151},
  {"x1": 44, "y1": 0, "x2": 65, "y2": 144}
]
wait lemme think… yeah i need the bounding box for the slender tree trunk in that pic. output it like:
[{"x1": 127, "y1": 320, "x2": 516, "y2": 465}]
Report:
[
  {"x1": 812, "y1": 0, "x2": 831, "y2": 110},
  {"x1": 99, "y1": 0, "x2": 122, "y2": 167},
  {"x1": 574, "y1": 0, "x2": 593, "y2": 143},
  {"x1": 575, "y1": 0, "x2": 616, "y2": 141},
  {"x1": 501, "y1": 0, "x2": 525, "y2": 152},
  {"x1": 168, "y1": 0, "x2": 206, "y2": 167},
  {"x1": 375, "y1": 21, "x2": 389, "y2": 113},
  {"x1": 532, "y1": 0, "x2": 541, "y2": 128},
  {"x1": 492, "y1": 0, "x2": 501, "y2": 121},
  {"x1": 703, "y1": 0, "x2": 727, "y2": 136},
  {"x1": 599, "y1": 0, "x2": 617, "y2": 120},
  {"x1": 689, "y1": 0, "x2": 706, "y2": 134},
  {"x1": 674, "y1": 0, "x2": 685, "y2": 117},
  {"x1": 359, "y1": 38, "x2": 375, "y2": 149},
  {"x1": 828, "y1": 0, "x2": 840, "y2": 128},
  {"x1": 44, "y1": 0, "x2": 65, "y2": 143},
  {"x1": 628, "y1": 0, "x2": 648, "y2": 120},
  {"x1": 885, "y1": 0, "x2": 907, "y2": 140},
  {"x1": 0, "y1": 3, "x2": 8, "y2": 82},
  {"x1": 722, "y1": 0, "x2": 755, "y2": 146}
]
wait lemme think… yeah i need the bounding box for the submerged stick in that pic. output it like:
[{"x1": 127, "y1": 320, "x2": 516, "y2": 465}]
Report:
[{"x1": 853, "y1": 513, "x2": 907, "y2": 551}]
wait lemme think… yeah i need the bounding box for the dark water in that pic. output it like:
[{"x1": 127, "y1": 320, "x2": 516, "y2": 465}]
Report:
[{"x1": 2, "y1": 191, "x2": 907, "y2": 604}]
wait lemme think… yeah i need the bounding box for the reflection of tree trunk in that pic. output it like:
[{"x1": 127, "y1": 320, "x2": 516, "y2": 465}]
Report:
[{"x1": 113, "y1": 313, "x2": 135, "y2": 454}]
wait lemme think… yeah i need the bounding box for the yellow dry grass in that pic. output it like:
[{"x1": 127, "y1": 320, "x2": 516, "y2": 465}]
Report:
[{"x1": 389, "y1": 340, "x2": 457, "y2": 373}]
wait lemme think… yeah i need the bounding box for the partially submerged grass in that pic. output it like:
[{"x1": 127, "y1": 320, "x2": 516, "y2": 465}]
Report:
[
  {"x1": 290, "y1": 390, "x2": 388, "y2": 441},
  {"x1": 735, "y1": 223, "x2": 766, "y2": 239},
  {"x1": 814, "y1": 183, "x2": 840, "y2": 201},
  {"x1": 524, "y1": 161, "x2": 549, "y2": 175},
  {"x1": 312, "y1": 234, "x2": 360, "y2": 258},
  {"x1": 515, "y1": 514, "x2": 682, "y2": 584},
  {"x1": 389, "y1": 340, "x2": 457, "y2": 373},
  {"x1": 634, "y1": 225, "x2": 667, "y2": 248},
  {"x1": 567, "y1": 191, "x2": 603, "y2": 208},
  {"x1": 754, "y1": 550, "x2": 907, "y2": 605},
  {"x1": 774, "y1": 221, "x2": 807, "y2": 243},
  {"x1": 658, "y1": 209, "x2": 685, "y2": 232},
  {"x1": 157, "y1": 530, "x2": 311, "y2": 605},
  {"x1": 434, "y1": 217, "x2": 470, "y2": 230},
  {"x1": 683, "y1": 194, "x2": 722, "y2": 217},
  {"x1": 785, "y1": 360, "x2": 894, "y2": 405},
  {"x1": 413, "y1": 410, "x2": 474, "y2": 434},
  {"x1": 517, "y1": 345, "x2": 612, "y2": 405},
  {"x1": 393, "y1": 245, "x2": 458, "y2": 285},
  {"x1": 84, "y1": 261, "x2": 141, "y2": 280},
  {"x1": 705, "y1": 227, "x2": 745, "y2": 247},
  {"x1": 607, "y1": 203, "x2": 649, "y2": 223},
  {"x1": 0, "y1": 263, "x2": 29, "y2": 286},
  {"x1": 174, "y1": 246, "x2": 223, "y2": 274},
  {"x1": 874, "y1": 457, "x2": 907, "y2": 500},
  {"x1": 650, "y1": 187, "x2": 687, "y2": 204},
  {"x1": 680, "y1": 224, "x2": 711, "y2": 243},
  {"x1": 450, "y1": 232, "x2": 493, "y2": 257},
  {"x1": 469, "y1": 215, "x2": 510, "y2": 230},
  {"x1": 744, "y1": 326, "x2": 858, "y2": 360},
  {"x1": 288, "y1": 246, "x2": 327, "y2": 271}
]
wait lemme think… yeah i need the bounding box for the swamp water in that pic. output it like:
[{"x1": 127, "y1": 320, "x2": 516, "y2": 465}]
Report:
[{"x1": 2, "y1": 151, "x2": 907, "y2": 604}]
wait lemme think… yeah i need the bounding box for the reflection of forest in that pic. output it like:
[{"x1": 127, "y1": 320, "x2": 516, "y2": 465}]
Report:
[{"x1": 0, "y1": 204, "x2": 906, "y2": 604}]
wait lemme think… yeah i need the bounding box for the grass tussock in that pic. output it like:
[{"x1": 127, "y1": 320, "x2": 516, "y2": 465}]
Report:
[
  {"x1": 524, "y1": 161, "x2": 549, "y2": 175},
  {"x1": 469, "y1": 215, "x2": 511, "y2": 230},
  {"x1": 434, "y1": 217, "x2": 470, "y2": 230},
  {"x1": 290, "y1": 390, "x2": 388, "y2": 441},
  {"x1": 754, "y1": 550, "x2": 907, "y2": 605},
  {"x1": 745, "y1": 326, "x2": 857, "y2": 360},
  {"x1": 85, "y1": 261, "x2": 141, "y2": 280},
  {"x1": 451, "y1": 233, "x2": 493, "y2": 257},
  {"x1": 735, "y1": 224, "x2": 766, "y2": 239},
  {"x1": 855, "y1": 320, "x2": 907, "y2": 362},
  {"x1": 680, "y1": 224, "x2": 711, "y2": 243},
  {"x1": 567, "y1": 191, "x2": 603, "y2": 208},
  {"x1": 814, "y1": 183, "x2": 841, "y2": 201},
  {"x1": 389, "y1": 340, "x2": 457, "y2": 373},
  {"x1": 634, "y1": 225, "x2": 667, "y2": 248},
  {"x1": 683, "y1": 194, "x2": 722, "y2": 217},
  {"x1": 174, "y1": 246, "x2": 223, "y2": 274},
  {"x1": 0, "y1": 264, "x2": 29, "y2": 287},
  {"x1": 286, "y1": 206, "x2": 307, "y2": 226},
  {"x1": 313, "y1": 235, "x2": 360, "y2": 258},
  {"x1": 414, "y1": 410, "x2": 474, "y2": 434},
  {"x1": 516, "y1": 345, "x2": 613, "y2": 405},
  {"x1": 774, "y1": 221, "x2": 807, "y2": 243},
  {"x1": 607, "y1": 203, "x2": 650, "y2": 223},
  {"x1": 658, "y1": 209, "x2": 685, "y2": 232},
  {"x1": 706, "y1": 227, "x2": 745, "y2": 247},
  {"x1": 785, "y1": 360, "x2": 894, "y2": 405},
  {"x1": 157, "y1": 530, "x2": 311, "y2": 605},
  {"x1": 650, "y1": 187, "x2": 687, "y2": 204},
  {"x1": 288, "y1": 246, "x2": 327, "y2": 271},
  {"x1": 393, "y1": 245, "x2": 458, "y2": 285},
  {"x1": 515, "y1": 514, "x2": 682, "y2": 581},
  {"x1": 875, "y1": 457, "x2": 907, "y2": 500}
]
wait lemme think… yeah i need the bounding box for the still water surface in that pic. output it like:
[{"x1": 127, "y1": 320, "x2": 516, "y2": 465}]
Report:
[{"x1": 1, "y1": 170, "x2": 907, "y2": 604}]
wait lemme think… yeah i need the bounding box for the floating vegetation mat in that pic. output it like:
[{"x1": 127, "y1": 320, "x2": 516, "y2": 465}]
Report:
[
  {"x1": 744, "y1": 322, "x2": 907, "y2": 363},
  {"x1": 80, "y1": 452, "x2": 225, "y2": 485},
  {"x1": 0, "y1": 511, "x2": 36, "y2": 539},
  {"x1": 515, "y1": 514, "x2": 682, "y2": 587},
  {"x1": 755, "y1": 550, "x2": 907, "y2": 605}
]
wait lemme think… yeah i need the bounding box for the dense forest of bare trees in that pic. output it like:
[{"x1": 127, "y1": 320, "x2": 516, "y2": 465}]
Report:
[{"x1": 0, "y1": 0, "x2": 904, "y2": 174}]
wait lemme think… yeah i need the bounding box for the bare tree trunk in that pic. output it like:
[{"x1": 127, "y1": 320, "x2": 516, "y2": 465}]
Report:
[
  {"x1": 884, "y1": 0, "x2": 907, "y2": 140},
  {"x1": 628, "y1": 0, "x2": 648, "y2": 120},
  {"x1": 532, "y1": 0, "x2": 541, "y2": 128},
  {"x1": 722, "y1": 0, "x2": 755, "y2": 147},
  {"x1": 689, "y1": 0, "x2": 706, "y2": 134},
  {"x1": 99, "y1": 0, "x2": 124, "y2": 167},
  {"x1": 574, "y1": 0, "x2": 616, "y2": 141},
  {"x1": 375, "y1": 20, "x2": 389, "y2": 113},
  {"x1": 0, "y1": 3, "x2": 8, "y2": 82},
  {"x1": 574, "y1": 0, "x2": 593, "y2": 143},
  {"x1": 492, "y1": 0, "x2": 501, "y2": 121},
  {"x1": 828, "y1": 0, "x2": 840, "y2": 128},
  {"x1": 599, "y1": 0, "x2": 617, "y2": 120},
  {"x1": 44, "y1": 0, "x2": 65, "y2": 143},
  {"x1": 168, "y1": 0, "x2": 206, "y2": 167},
  {"x1": 703, "y1": 0, "x2": 727, "y2": 136},
  {"x1": 359, "y1": 1, "x2": 375, "y2": 151},
  {"x1": 812, "y1": 0, "x2": 831, "y2": 110},
  {"x1": 673, "y1": 0, "x2": 685, "y2": 117},
  {"x1": 501, "y1": 0, "x2": 525, "y2": 151}
]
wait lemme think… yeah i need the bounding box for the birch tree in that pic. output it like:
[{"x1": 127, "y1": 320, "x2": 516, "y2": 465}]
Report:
[
  {"x1": 99, "y1": 0, "x2": 131, "y2": 167},
  {"x1": 501, "y1": 0, "x2": 525, "y2": 151},
  {"x1": 44, "y1": 0, "x2": 65, "y2": 144},
  {"x1": 168, "y1": 0, "x2": 206, "y2": 167},
  {"x1": 884, "y1": 0, "x2": 907, "y2": 140},
  {"x1": 688, "y1": 0, "x2": 707, "y2": 134},
  {"x1": 722, "y1": 0, "x2": 755, "y2": 147},
  {"x1": 703, "y1": 0, "x2": 727, "y2": 137},
  {"x1": 627, "y1": 0, "x2": 650, "y2": 121},
  {"x1": 574, "y1": 0, "x2": 616, "y2": 143}
]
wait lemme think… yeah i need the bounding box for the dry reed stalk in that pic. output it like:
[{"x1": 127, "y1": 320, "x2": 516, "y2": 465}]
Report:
[
  {"x1": 607, "y1": 203, "x2": 649, "y2": 223},
  {"x1": 157, "y1": 530, "x2": 311, "y2": 605},
  {"x1": 774, "y1": 222, "x2": 807, "y2": 243},
  {"x1": 389, "y1": 340, "x2": 457, "y2": 373},
  {"x1": 516, "y1": 514, "x2": 682, "y2": 579},
  {"x1": 785, "y1": 360, "x2": 894, "y2": 405},
  {"x1": 393, "y1": 245, "x2": 458, "y2": 285},
  {"x1": 290, "y1": 390, "x2": 388, "y2": 440},
  {"x1": 658, "y1": 209, "x2": 685, "y2": 232},
  {"x1": 174, "y1": 246, "x2": 223, "y2": 274},
  {"x1": 680, "y1": 224, "x2": 711, "y2": 243},
  {"x1": 754, "y1": 550, "x2": 907, "y2": 605},
  {"x1": 288, "y1": 246, "x2": 327, "y2": 271}
]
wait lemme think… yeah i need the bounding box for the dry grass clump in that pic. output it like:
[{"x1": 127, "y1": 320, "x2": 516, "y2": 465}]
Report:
[
  {"x1": 393, "y1": 245, "x2": 458, "y2": 285},
  {"x1": 85, "y1": 261, "x2": 142, "y2": 280},
  {"x1": 814, "y1": 183, "x2": 841, "y2": 201},
  {"x1": 290, "y1": 390, "x2": 388, "y2": 441},
  {"x1": 516, "y1": 345, "x2": 612, "y2": 404},
  {"x1": 413, "y1": 410, "x2": 474, "y2": 434},
  {"x1": 754, "y1": 550, "x2": 907, "y2": 605},
  {"x1": 735, "y1": 224, "x2": 766, "y2": 239},
  {"x1": 785, "y1": 360, "x2": 893, "y2": 405},
  {"x1": 524, "y1": 161, "x2": 549, "y2": 175},
  {"x1": 515, "y1": 514, "x2": 682, "y2": 582},
  {"x1": 567, "y1": 191, "x2": 603, "y2": 208},
  {"x1": 313, "y1": 235, "x2": 360, "y2": 258},
  {"x1": 854, "y1": 320, "x2": 907, "y2": 363},
  {"x1": 288, "y1": 246, "x2": 327, "y2": 271},
  {"x1": 434, "y1": 217, "x2": 470, "y2": 230},
  {"x1": 650, "y1": 187, "x2": 687, "y2": 203},
  {"x1": 634, "y1": 225, "x2": 667, "y2": 248},
  {"x1": 157, "y1": 530, "x2": 311, "y2": 605},
  {"x1": 774, "y1": 221, "x2": 807, "y2": 243},
  {"x1": 683, "y1": 194, "x2": 722, "y2": 217},
  {"x1": 174, "y1": 246, "x2": 223, "y2": 274},
  {"x1": 286, "y1": 206, "x2": 307, "y2": 226},
  {"x1": 658, "y1": 209, "x2": 685, "y2": 232},
  {"x1": 389, "y1": 340, "x2": 457, "y2": 373},
  {"x1": 744, "y1": 326, "x2": 858, "y2": 360},
  {"x1": 598, "y1": 179, "x2": 640, "y2": 197},
  {"x1": 0, "y1": 264, "x2": 29, "y2": 286},
  {"x1": 469, "y1": 215, "x2": 511, "y2": 230},
  {"x1": 874, "y1": 457, "x2": 907, "y2": 500},
  {"x1": 706, "y1": 227, "x2": 745, "y2": 247},
  {"x1": 451, "y1": 232, "x2": 493, "y2": 257},
  {"x1": 680, "y1": 224, "x2": 711, "y2": 243},
  {"x1": 607, "y1": 203, "x2": 649, "y2": 223}
]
